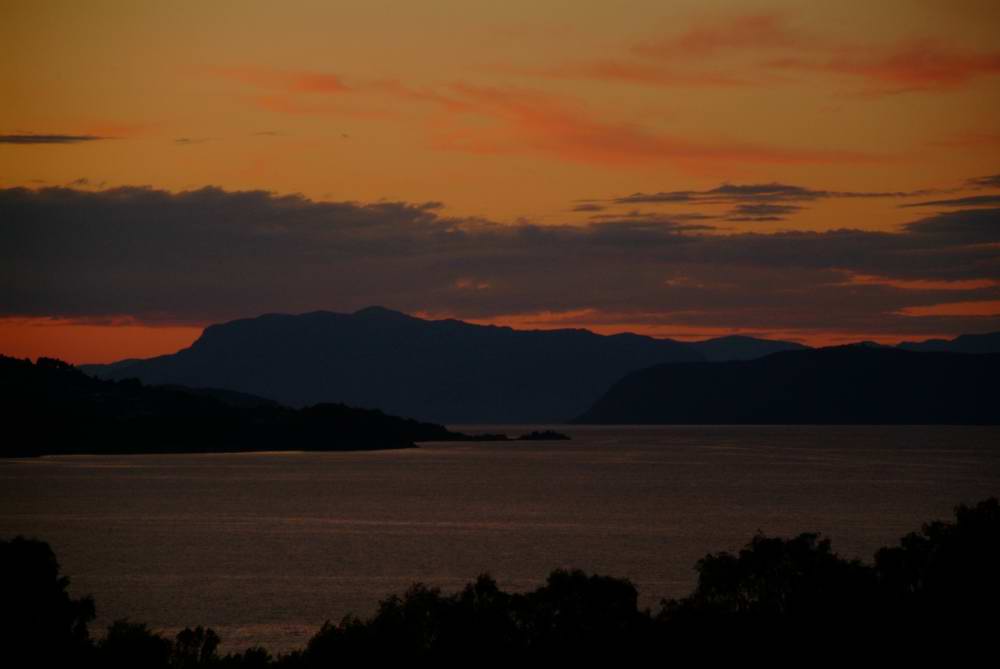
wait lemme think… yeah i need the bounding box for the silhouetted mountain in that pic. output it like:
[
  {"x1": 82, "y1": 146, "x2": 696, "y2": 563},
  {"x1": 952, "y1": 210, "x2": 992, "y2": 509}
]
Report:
[
  {"x1": 850, "y1": 340, "x2": 894, "y2": 349},
  {"x1": 575, "y1": 347, "x2": 1000, "y2": 424},
  {"x1": 82, "y1": 307, "x2": 703, "y2": 423},
  {"x1": 155, "y1": 385, "x2": 281, "y2": 409},
  {"x1": 0, "y1": 355, "x2": 491, "y2": 457},
  {"x1": 517, "y1": 430, "x2": 571, "y2": 441},
  {"x1": 687, "y1": 335, "x2": 808, "y2": 361},
  {"x1": 898, "y1": 331, "x2": 1000, "y2": 354}
]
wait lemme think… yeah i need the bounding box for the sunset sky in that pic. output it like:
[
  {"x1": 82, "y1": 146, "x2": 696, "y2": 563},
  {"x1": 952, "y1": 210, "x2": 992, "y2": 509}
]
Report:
[{"x1": 2, "y1": 0, "x2": 999, "y2": 362}]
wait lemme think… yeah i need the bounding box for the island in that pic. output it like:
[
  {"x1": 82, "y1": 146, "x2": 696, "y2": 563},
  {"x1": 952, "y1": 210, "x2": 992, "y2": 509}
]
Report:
[
  {"x1": 0, "y1": 355, "x2": 510, "y2": 457},
  {"x1": 516, "y1": 430, "x2": 571, "y2": 441}
]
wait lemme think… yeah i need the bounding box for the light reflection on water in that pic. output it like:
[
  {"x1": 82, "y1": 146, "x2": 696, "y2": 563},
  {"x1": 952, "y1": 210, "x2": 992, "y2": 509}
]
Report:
[{"x1": 1, "y1": 425, "x2": 998, "y2": 652}]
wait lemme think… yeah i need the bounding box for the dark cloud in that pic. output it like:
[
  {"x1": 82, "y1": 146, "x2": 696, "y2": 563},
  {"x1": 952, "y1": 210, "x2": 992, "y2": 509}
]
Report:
[
  {"x1": 903, "y1": 207, "x2": 1000, "y2": 245},
  {"x1": 966, "y1": 174, "x2": 1000, "y2": 189},
  {"x1": 586, "y1": 210, "x2": 716, "y2": 225},
  {"x1": 0, "y1": 134, "x2": 106, "y2": 144},
  {"x1": 174, "y1": 137, "x2": 214, "y2": 145},
  {"x1": 571, "y1": 203, "x2": 605, "y2": 212},
  {"x1": 606, "y1": 181, "x2": 937, "y2": 222},
  {"x1": 614, "y1": 182, "x2": 929, "y2": 205},
  {"x1": 1, "y1": 186, "x2": 998, "y2": 337},
  {"x1": 901, "y1": 194, "x2": 1000, "y2": 208},
  {"x1": 725, "y1": 203, "x2": 803, "y2": 221}
]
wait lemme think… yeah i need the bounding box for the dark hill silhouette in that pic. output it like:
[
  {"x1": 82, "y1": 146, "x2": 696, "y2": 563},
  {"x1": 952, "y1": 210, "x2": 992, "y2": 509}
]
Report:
[
  {"x1": 575, "y1": 346, "x2": 1000, "y2": 424},
  {"x1": 0, "y1": 355, "x2": 495, "y2": 457},
  {"x1": 898, "y1": 331, "x2": 1000, "y2": 354},
  {"x1": 81, "y1": 307, "x2": 703, "y2": 423},
  {"x1": 686, "y1": 334, "x2": 808, "y2": 361}
]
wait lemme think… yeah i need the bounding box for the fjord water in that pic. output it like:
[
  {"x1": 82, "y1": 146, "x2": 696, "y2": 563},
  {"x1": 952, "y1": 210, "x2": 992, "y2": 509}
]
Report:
[{"x1": 2, "y1": 425, "x2": 998, "y2": 652}]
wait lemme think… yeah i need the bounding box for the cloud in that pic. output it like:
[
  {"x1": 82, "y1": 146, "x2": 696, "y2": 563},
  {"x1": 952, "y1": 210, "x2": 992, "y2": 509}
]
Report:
[
  {"x1": 605, "y1": 181, "x2": 933, "y2": 221},
  {"x1": 412, "y1": 84, "x2": 882, "y2": 168},
  {"x1": 174, "y1": 137, "x2": 214, "y2": 145},
  {"x1": 580, "y1": 213, "x2": 716, "y2": 233},
  {"x1": 527, "y1": 12, "x2": 1000, "y2": 95},
  {"x1": 212, "y1": 62, "x2": 884, "y2": 168},
  {"x1": 725, "y1": 203, "x2": 803, "y2": 221},
  {"x1": 0, "y1": 134, "x2": 106, "y2": 144},
  {"x1": 634, "y1": 13, "x2": 802, "y2": 60},
  {"x1": 902, "y1": 206, "x2": 1000, "y2": 245},
  {"x1": 772, "y1": 40, "x2": 1000, "y2": 94},
  {"x1": 897, "y1": 300, "x2": 1000, "y2": 317},
  {"x1": 967, "y1": 174, "x2": 1000, "y2": 189},
  {"x1": 901, "y1": 195, "x2": 1000, "y2": 208},
  {"x1": 209, "y1": 66, "x2": 350, "y2": 94},
  {"x1": 613, "y1": 182, "x2": 926, "y2": 205},
  {"x1": 2, "y1": 186, "x2": 998, "y2": 339},
  {"x1": 523, "y1": 59, "x2": 749, "y2": 88}
]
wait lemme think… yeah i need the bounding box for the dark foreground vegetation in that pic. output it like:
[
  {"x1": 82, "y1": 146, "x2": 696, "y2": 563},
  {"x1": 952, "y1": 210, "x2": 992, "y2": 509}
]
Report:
[
  {"x1": 0, "y1": 355, "x2": 507, "y2": 457},
  {"x1": 2, "y1": 499, "x2": 997, "y2": 665}
]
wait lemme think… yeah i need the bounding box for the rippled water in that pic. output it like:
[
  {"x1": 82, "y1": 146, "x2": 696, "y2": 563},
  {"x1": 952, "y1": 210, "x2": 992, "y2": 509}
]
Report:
[{"x1": 2, "y1": 425, "x2": 998, "y2": 652}]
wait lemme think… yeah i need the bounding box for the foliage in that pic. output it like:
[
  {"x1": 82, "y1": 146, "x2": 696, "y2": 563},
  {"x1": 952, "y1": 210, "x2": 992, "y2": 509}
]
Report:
[{"x1": 2, "y1": 498, "x2": 996, "y2": 665}]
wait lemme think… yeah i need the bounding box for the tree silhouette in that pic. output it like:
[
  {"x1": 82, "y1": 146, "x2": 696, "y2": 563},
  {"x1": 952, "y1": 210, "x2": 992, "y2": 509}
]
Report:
[
  {"x1": 98, "y1": 620, "x2": 172, "y2": 669},
  {"x1": 2, "y1": 497, "x2": 997, "y2": 664},
  {"x1": 874, "y1": 497, "x2": 1000, "y2": 635},
  {"x1": 0, "y1": 536, "x2": 95, "y2": 666},
  {"x1": 174, "y1": 626, "x2": 222, "y2": 667}
]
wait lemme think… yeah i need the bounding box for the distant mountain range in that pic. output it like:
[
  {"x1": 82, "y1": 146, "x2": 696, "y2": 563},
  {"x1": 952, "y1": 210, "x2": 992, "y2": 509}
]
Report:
[
  {"x1": 897, "y1": 332, "x2": 1000, "y2": 354},
  {"x1": 685, "y1": 335, "x2": 809, "y2": 361},
  {"x1": 82, "y1": 307, "x2": 711, "y2": 423},
  {"x1": 575, "y1": 347, "x2": 1000, "y2": 425},
  {"x1": 77, "y1": 307, "x2": 1000, "y2": 424}
]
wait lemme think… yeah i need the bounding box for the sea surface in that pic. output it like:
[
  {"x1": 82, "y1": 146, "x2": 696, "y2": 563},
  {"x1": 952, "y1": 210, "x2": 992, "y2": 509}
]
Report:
[{"x1": 2, "y1": 425, "x2": 998, "y2": 652}]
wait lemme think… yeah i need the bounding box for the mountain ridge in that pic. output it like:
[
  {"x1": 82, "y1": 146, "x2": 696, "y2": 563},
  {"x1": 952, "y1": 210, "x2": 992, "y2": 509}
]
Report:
[
  {"x1": 575, "y1": 346, "x2": 1000, "y2": 425},
  {"x1": 81, "y1": 307, "x2": 705, "y2": 423},
  {"x1": 0, "y1": 355, "x2": 484, "y2": 457},
  {"x1": 79, "y1": 307, "x2": 1000, "y2": 424}
]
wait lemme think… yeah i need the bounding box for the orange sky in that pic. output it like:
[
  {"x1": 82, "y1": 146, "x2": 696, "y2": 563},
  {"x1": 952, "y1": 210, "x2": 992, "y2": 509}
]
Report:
[{"x1": 2, "y1": 1, "x2": 999, "y2": 362}]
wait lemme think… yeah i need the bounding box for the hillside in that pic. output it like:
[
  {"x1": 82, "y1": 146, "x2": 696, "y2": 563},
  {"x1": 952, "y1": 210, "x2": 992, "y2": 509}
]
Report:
[
  {"x1": 0, "y1": 355, "x2": 478, "y2": 457},
  {"x1": 897, "y1": 331, "x2": 1000, "y2": 354},
  {"x1": 575, "y1": 346, "x2": 1000, "y2": 425},
  {"x1": 82, "y1": 307, "x2": 703, "y2": 423}
]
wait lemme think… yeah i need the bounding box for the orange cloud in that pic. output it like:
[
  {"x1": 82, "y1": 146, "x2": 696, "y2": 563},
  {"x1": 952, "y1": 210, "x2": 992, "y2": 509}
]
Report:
[
  {"x1": 520, "y1": 61, "x2": 748, "y2": 88},
  {"x1": 206, "y1": 63, "x2": 888, "y2": 167},
  {"x1": 513, "y1": 13, "x2": 794, "y2": 88},
  {"x1": 845, "y1": 274, "x2": 999, "y2": 291},
  {"x1": 205, "y1": 58, "x2": 885, "y2": 166},
  {"x1": 528, "y1": 12, "x2": 1000, "y2": 95},
  {"x1": 898, "y1": 300, "x2": 1000, "y2": 317},
  {"x1": 202, "y1": 65, "x2": 401, "y2": 119},
  {"x1": 772, "y1": 40, "x2": 1000, "y2": 93},
  {"x1": 422, "y1": 84, "x2": 882, "y2": 167},
  {"x1": 634, "y1": 13, "x2": 802, "y2": 60}
]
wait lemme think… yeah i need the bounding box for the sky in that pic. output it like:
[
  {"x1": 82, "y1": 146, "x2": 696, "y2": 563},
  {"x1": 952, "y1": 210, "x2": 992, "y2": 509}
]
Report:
[{"x1": 2, "y1": 0, "x2": 999, "y2": 362}]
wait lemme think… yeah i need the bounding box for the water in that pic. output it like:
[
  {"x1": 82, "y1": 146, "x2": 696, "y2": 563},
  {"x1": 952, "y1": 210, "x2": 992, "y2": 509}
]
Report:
[{"x1": 1, "y1": 425, "x2": 998, "y2": 652}]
